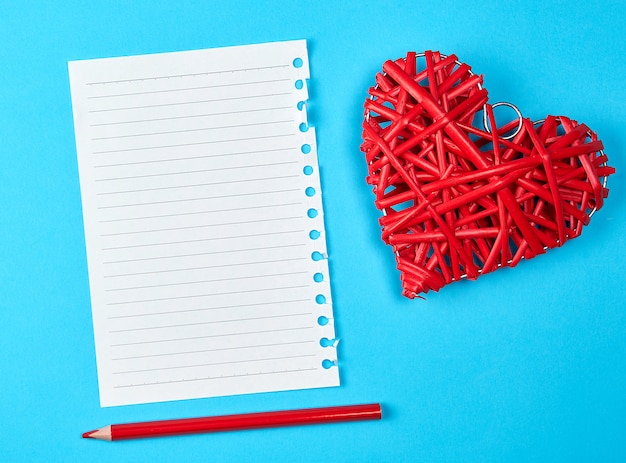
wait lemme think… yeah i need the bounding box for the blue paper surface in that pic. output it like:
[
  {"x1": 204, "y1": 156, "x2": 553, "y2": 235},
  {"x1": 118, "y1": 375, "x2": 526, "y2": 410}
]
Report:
[{"x1": 1, "y1": 1, "x2": 625, "y2": 461}]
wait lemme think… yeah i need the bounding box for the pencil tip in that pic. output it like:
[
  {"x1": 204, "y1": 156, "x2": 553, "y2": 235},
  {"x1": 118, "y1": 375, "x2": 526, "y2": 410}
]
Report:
[{"x1": 82, "y1": 430, "x2": 97, "y2": 438}]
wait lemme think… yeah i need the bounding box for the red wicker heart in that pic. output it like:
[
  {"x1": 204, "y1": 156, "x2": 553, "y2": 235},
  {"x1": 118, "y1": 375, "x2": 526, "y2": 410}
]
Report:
[{"x1": 361, "y1": 51, "x2": 615, "y2": 298}]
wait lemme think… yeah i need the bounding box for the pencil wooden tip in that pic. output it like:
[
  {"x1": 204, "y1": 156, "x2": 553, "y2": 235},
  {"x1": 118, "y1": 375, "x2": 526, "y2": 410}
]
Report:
[{"x1": 82, "y1": 425, "x2": 112, "y2": 441}]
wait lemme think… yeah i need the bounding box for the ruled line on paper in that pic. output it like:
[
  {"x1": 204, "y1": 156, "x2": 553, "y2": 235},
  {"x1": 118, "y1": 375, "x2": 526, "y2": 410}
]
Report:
[
  {"x1": 100, "y1": 229, "x2": 305, "y2": 250},
  {"x1": 93, "y1": 147, "x2": 297, "y2": 168},
  {"x1": 96, "y1": 188, "x2": 301, "y2": 209},
  {"x1": 112, "y1": 340, "x2": 315, "y2": 361},
  {"x1": 113, "y1": 368, "x2": 319, "y2": 389},
  {"x1": 92, "y1": 133, "x2": 296, "y2": 154},
  {"x1": 104, "y1": 284, "x2": 311, "y2": 306},
  {"x1": 110, "y1": 326, "x2": 315, "y2": 347},
  {"x1": 102, "y1": 243, "x2": 306, "y2": 264},
  {"x1": 100, "y1": 217, "x2": 302, "y2": 237},
  {"x1": 86, "y1": 64, "x2": 291, "y2": 85},
  {"x1": 109, "y1": 313, "x2": 313, "y2": 333},
  {"x1": 105, "y1": 271, "x2": 309, "y2": 292},
  {"x1": 104, "y1": 257, "x2": 307, "y2": 278},
  {"x1": 107, "y1": 298, "x2": 311, "y2": 319},
  {"x1": 98, "y1": 202, "x2": 302, "y2": 222},
  {"x1": 70, "y1": 40, "x2": 338, "y2": 407},
  {"x1": 87, "y1": 78, "x2": 292, "y2": 99},
  {"x1": 95, "y1": 161, "x2": 298, "y2": 182},
  {"x1": 89, "y1": 106, "x2": 293, "y2": 127},
  {"x1": 95, "y1": 174, "x2": 300, "y2": 195},
  {"x1": 90, "y1": 119, "x2": 295, "y2": 140},
  {"x1": 113, "y1": 354, "x2": 317, "y2": 375},
  {"x1": 87, "y1": 92, "x2": 292, "y2": 113}
]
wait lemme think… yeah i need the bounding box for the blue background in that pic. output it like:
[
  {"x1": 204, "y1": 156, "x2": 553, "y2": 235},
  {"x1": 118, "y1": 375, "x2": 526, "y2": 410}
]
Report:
[{"x1": 1, "y1": 1, "x2": 625, "y2": 461}]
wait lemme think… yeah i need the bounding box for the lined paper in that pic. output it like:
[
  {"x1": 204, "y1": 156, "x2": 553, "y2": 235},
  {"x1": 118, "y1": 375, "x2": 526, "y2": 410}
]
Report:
[{"x1": 68, "y1": 40, "x2": 338, "y2": 407}]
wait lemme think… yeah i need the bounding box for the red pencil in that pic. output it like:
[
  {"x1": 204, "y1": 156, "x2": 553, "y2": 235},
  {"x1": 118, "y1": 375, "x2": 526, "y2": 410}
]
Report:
[{"x1": 82, "y1": 403, "x2": 382, "y2": 441}]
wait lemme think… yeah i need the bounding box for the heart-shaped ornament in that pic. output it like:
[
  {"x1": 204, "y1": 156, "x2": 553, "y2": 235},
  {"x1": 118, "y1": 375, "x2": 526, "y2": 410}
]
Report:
[{"x1": 361, "y1": 51, "x2": 615, "y2": 298}]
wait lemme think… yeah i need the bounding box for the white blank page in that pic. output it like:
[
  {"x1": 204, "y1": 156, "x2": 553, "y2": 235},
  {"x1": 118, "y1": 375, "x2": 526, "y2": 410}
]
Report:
[{"x1": 68, "y1": 40, "x2": 338, "y2": 407}]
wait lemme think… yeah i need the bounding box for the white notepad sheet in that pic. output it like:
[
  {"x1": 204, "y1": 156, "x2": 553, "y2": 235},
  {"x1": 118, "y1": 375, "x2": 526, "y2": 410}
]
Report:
[{"x1": 68, "y1": 40, "x2": 338, "y2": 407}]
